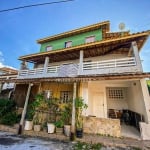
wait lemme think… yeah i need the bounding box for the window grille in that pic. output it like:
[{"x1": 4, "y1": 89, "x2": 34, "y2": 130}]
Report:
[{"x1": 60, "y1": 91, "x2": 72, "y2": 103}]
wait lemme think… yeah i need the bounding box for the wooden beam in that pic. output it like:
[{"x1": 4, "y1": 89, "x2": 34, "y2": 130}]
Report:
[{"x1": 18, "y1": 83, "x2": 33, "y2": 134}]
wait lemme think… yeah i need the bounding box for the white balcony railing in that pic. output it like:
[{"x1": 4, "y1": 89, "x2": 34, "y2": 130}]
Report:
[
  {"x1": 18, "y1": 57, "x2": 138, "y2": 79},
  {"x1": 83, "y1": 57, "x2": 136, "y2": 70}
]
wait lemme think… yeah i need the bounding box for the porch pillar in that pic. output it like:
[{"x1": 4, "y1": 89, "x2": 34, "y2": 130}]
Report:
[
  {"x1": 70, "y1": 82, "x2": 77, "y2": 141},
  {"x1": 140, "y1": 79, "x2": 150, "y2": 123},
  {"x1": 78, "y1": 50, "x2": 83, "y2": 75},
  {"x1": 20, "y1": 61, "x2": 28, "y2": 70},
  {"x1": 43, "y1": 56, "x2": 49, "y2": 74},
  {"x1": 0, "y1": 83, "x2": 3, "y2": 93},
  {"x1": 18, "y1": 83, "x2": 33, "y2": 134},
  {"x1": 132, "y1": 41, "x2": 143, "y2": 72}
]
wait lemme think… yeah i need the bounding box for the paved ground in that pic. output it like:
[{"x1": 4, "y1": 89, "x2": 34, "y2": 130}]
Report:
[
  {"x1": 1, "y1": 131, "x2": 150, "y2": 150},
  {"x1": 0, "y1": 132, "x2": 73, "y2": 150}
]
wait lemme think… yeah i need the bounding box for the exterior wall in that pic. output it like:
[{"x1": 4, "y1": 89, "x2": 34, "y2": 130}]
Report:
[
  {"x1": 126, "y1": 80, "x2": 148, "y2": 122},
  {"x1": 40, "y1": 29, "x2": 102, "y2": 52},
  {"x1": 39, "y1": 82, "x2": 73, "y2": 99},
  {"x1": 83, "y1": 116, "x2": 121, "y2": 137},
  {"x1": 139, "y1": 79, "x2": 150, "y2": 123},
  {"x1": 14, "y1": 84, "x2": 39, "y2": 107},
  {"x1": 106, "y1": 87, "x2": 128, "y2": 110}
]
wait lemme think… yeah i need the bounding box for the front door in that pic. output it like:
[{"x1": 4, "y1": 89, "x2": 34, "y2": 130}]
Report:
[{"x1": 93, "y1": 92, "x2": 104, "y2": 118}]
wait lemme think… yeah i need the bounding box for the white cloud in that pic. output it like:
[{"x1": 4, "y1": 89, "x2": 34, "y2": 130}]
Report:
[{"x1": 0, "y1": 51, "x2": 17, "y2": 70}]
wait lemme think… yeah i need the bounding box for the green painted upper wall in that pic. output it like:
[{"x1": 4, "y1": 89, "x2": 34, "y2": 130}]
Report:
[{"x1": 40, "y1": 29, "x2": 102, "y2": 52}]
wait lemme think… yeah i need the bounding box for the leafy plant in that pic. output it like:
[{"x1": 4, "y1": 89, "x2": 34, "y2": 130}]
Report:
[
  {"x1": 61, "y1": 103, "x2": 72, "y2": 125},
  {"x1": 75, "y1": 97, "x2": 88, "y2": 129},
  {"x1": 0, "y1": 112, "x2": 19, "y2": 126},
  {"x1": 55, "y1": 120, "x2": 64, "y2": 128}
]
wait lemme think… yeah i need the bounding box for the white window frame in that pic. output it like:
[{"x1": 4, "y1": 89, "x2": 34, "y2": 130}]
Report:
[
  {"x1": 85, "y1": 36, "x2": 95, "y2": 43},
  {"x1": 46, "y1": 46, "x2": 52, "y2": 51},
  {"x1": 44, "y1": 90, "x2": 53, "y2": 100},
  {"x1": 65, "y1": 41, "x2": 72, "y2": 48}
]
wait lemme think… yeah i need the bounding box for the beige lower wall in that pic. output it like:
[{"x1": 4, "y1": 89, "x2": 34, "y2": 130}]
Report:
[
  {"x1": 126, "y1": 80, "x2": 148, "y2": 122},
  {"x1": 83, "y1": 116, "x2": 121, "y2": 137}
]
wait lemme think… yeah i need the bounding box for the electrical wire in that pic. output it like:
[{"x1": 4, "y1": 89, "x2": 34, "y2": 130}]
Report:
[{"x1": 0, "y1": 0, "x2": 75, "y2": 13}]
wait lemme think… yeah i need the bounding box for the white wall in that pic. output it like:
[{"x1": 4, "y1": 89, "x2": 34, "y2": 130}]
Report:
[
  {"x1": 106, "y1": 87, "x2": 128, "y2": 110},
  {"x1": 126, "y1": 80, "x2": 150, "y2": 123}
]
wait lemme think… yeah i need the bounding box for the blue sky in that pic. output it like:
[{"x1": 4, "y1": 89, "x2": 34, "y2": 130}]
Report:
[{"x1": 0, "y1": 0, "x2": 150, "y2": 71}]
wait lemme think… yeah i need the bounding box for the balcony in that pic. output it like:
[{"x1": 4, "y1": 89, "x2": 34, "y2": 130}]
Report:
[{"x1": 18, "y1": 57, "x2": 140, "y2": 79}]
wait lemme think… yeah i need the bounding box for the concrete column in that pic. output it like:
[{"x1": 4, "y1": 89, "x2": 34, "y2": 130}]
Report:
[
  {"x1": 70, "y1": 82, "x2": 77, "y2": 140},
  {"x1": 18, "y1": 83, "x2": 33, "y2": 134},
  {"x1": 43, "y1": 57, "x2": 49, "y2": 74},
  {"x1": 132, "y1": 41, "x2": 143, "y2": 72},
  {"x1": 140, "y1": 79, "x2": 150, "y2": 123},
  {"x1": 78, "y1": 50, "x2": 83, "y2": 75},
  {"x1": 20, "y1": 61, "x2": 28, "y2": 70}
]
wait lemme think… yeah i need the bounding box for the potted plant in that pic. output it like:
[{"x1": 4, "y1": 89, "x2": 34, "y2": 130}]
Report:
[
  {"x1": 75, "y1": 97, "x2": 88, "y2": 138},
  {"x1": 33, "y1": 112, "x2": 41, "y2": 132},
  {"x1": 24, "y1": 104, "x2": 34, "y2": 131},
  {"x1": 55, "y1": 120, "x2": 64, "y2": 134},
  {"x1": 60, "y1": 103, "x2": 72, "y2": 136}
]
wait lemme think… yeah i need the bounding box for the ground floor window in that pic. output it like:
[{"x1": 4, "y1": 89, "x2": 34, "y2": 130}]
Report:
[
  {"x1": 107, "y1": 87, "x2": 126, "y2": 100},
  {"x1": 60, "y1": 91, "x2": 72, "y2": 103},
  {"x1": 44, "y1": 90, "x2": 53, "y2": 100}
]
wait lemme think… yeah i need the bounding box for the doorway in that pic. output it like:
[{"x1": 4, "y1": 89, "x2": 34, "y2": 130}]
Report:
[{"x1": 92, "y1": 92, "x2": 104, "y2": 118}]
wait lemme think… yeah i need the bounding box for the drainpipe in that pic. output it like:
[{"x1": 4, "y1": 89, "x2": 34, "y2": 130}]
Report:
[
  {"x1": 70, "y1": 82, "x2": 77, "y2": 141},
  {"x1": 18, "y1": 83, "x2": 33, "y2": 134}
]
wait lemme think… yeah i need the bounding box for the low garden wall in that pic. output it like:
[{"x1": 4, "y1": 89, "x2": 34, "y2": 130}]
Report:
[
  {"x1": 0, "y1": 124, "x2": 19, "y2": 134},
  {"x1": 83, "y1": 116, "x2": 121, "y2": 137}
]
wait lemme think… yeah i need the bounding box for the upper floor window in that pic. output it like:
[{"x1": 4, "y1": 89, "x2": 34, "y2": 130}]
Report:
[
  {"x1": 65, "y1": 41, "x2": 72, "y2": 48},
  {"x1": 85, "y1": 36, "x2": 95, "y2": 43},
  {"x1": 46, "y1": 46, "x2": 52, "y2": 51}
]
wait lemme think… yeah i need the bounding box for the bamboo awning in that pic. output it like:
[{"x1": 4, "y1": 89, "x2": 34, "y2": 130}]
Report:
[{"x1": 1, "y1": 72, "x2": 150, "y2": 84}]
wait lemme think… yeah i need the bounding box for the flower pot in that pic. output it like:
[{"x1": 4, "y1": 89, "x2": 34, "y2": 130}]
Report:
[
  {"x1": 24, "y1": 120, "x2": 33, "y2": 131},
  {"x1": 64, "y1": 125, "x2": 71, "y2": 136},
  {"x1": 47, "y1": 123, "x2": 55, "y2": 133},
  {"x1": 34, "y1": 124, "x2": 41, "y2": 132},
  {"x1": 76, "y1": 128, "x2": 83, "y2": 138}
]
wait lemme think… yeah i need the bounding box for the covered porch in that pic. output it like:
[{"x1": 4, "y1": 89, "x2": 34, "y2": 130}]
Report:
[{"x1": 80, "y1": 78, "x2": 150, "y2": 138}]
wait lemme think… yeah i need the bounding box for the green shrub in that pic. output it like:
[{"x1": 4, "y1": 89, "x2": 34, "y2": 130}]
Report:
[
  {"x1": 0, "y1": 112, "x2": 19, "y2": 126},
  {"x1": 0, "y1": 99, "x2": 16, "y2": 117},
  {"x1": 0, "y1": 99, "x2": 20, "y2": 126}
]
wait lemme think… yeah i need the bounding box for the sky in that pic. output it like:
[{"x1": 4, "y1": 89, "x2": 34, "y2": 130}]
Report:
[{"x1": 0, "y1": 0, "x2": 150, "y2": 71}]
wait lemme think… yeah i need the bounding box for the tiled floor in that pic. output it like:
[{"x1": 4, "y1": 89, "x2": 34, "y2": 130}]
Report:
[{"x1": 121, "y1": 124, "x2": 141, "y2": 140}]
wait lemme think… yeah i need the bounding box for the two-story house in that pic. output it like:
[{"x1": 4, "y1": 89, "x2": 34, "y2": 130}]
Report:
[{"x1": 15, "y1": 21, "x2": 150, "y2": 139}]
